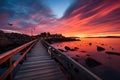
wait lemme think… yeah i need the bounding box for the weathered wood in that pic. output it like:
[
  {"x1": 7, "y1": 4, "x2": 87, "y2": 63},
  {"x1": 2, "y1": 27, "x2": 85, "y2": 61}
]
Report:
[
  {"x1": 0, "y1": 39, "x2": 37, "y2": 80},
  {"x1": 0, "y1": 40, "x2": 37, "y2": 64},
  {"x1": 14, "y1": 41, "x2": 66, "y2": 80},
  {"x1": 42, "y1": 40, "x2": 102, "y2": 80}
]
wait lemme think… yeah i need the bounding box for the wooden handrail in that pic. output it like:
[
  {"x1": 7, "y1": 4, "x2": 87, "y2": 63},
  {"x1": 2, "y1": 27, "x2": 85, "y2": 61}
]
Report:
[
  {"x1": 0, "y1": 39, "x2": 38, "y2": 80},
  {"x1": 0, "y1": 39, "x2": 37, "y2": 64},
  {"x1": 41, "y1": 40, "x2": 102, "y2": 80}
]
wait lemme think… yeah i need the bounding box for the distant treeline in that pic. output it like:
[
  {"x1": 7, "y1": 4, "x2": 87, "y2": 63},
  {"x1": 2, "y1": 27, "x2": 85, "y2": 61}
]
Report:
[
  {"x1": 37, "y1": 32, "x2": 80, "y2": 43},
  {"x1": 0, "y1": 30, "x2": 35, "y2": 54},
  {"x1": 0, "y1": 31, "x2": 79, "y2": 53},
  {"x1": 45, "y1": 37, "x2": 80, "y2": 44}
]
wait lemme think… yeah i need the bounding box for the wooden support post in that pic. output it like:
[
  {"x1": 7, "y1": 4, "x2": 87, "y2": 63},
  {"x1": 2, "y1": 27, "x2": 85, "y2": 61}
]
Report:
[
  {"x1": 0, "y1": 39, "x2": 37, "y2": 80},
  {"x1": 7, "y1": 58, "x2": 12, "y2": 80},
  {"x1": 24, "y1": 55, "x2": 27, "y2": 60}
]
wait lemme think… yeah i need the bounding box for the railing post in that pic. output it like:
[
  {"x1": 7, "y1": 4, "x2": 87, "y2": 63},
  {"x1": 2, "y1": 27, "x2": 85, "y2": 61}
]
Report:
[
  {"x1": 41, "y1": 40, "x2": 102, "y2": 80},
  {"x1": 24, "y1": 55, "x2": 27, "y2": 60},
  {"x1": 0, "y1": 39, "x2": 38, "y2": 80},
  {"x1": 7, "y1": 58, "x2": 12, "y2": 80}
]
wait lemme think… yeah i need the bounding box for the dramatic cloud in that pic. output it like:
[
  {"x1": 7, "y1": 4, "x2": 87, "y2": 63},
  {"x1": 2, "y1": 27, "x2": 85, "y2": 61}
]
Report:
[
  {"x1": 0, "y1": 0, "x2": 120, "y2": 37},
  {"x1": 0, "y1": 0, "x2": 56, "y2": 34},
  {"x1": 49, "y1": 0, "x2": 120, "y2": 37}
]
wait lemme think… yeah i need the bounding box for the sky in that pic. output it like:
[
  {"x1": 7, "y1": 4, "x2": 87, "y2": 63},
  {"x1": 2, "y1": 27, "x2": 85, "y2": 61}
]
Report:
[{"x1": 0, "y1": 0, "x2": 120, "y2": 37}]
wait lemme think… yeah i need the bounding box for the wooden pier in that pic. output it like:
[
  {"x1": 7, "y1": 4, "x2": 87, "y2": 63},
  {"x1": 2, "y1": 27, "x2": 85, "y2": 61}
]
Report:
[
  {"x1": 14, "y1": 40, "x2": 66, "y2": 80},
  {"x1": 0, "y1": 39, "x2": 102, "y2": 80}
]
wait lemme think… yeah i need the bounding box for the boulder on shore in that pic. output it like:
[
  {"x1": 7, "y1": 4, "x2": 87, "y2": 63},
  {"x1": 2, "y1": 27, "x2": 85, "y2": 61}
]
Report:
[
  {"x1": 89, "y1": 43, "x2": 92, "y2": 46},
  {"x1": 76, "y1": 55, "x2": 80, "y2": 57},
  {"x1": 58, "y1": 49, "x2": 65, "y2": 52},
  {"x1": 80, "y1": 50, "x2": 86, "y2": 53},
  {"x1": 74, "y1": 47, "x2": 79, "y2": 50},
  {"x1": 106, "y1": 51, "x2": 120, "y2": 56},
  {"x1": 97, "y1": 46, "x2": 105, "y2": 51},
  {"x1": 70, "y1": 47, "x2": 79, "y2": 51},
  {"x1": 64, "y1": 46, "x2": 71, "y2": 50},
  {"x1": 85, "y1": 57, "x2": 102, "y2": 68}
]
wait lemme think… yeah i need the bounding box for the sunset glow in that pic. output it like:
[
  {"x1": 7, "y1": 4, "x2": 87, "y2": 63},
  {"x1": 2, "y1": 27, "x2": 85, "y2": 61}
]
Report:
[{"x1": 0, "y1": 0, "x2": 120, "y2": 37}]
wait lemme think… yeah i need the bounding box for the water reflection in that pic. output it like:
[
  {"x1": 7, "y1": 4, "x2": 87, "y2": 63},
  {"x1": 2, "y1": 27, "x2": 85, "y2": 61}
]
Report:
[{"x1": 52, "y1": 38, "x2": 120, "y2": 80}]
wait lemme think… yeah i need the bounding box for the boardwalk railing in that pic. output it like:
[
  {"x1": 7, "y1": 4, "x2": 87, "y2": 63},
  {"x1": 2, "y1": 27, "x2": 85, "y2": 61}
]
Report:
[
  {"x1": 0, "y1": 39, "x2": 38, "y2": 80},
  {"x1": 41, "y1": 40, "x2": 102, "y2": 80}
]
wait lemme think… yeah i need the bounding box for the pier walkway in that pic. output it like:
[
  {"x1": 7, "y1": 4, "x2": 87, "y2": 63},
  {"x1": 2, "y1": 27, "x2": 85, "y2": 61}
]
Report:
[
  {"x1": 14, "y1": 40, "x2": 66, "y2": 80},
  {"x1": 0, "y1": 39, "x2": 102, "y2": 80}
]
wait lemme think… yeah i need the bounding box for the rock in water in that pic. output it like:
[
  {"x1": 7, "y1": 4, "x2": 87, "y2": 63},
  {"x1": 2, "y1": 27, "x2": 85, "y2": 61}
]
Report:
[
  {"x1": 74, "y1": 47, "x2": 79, "y2": 50},
  {"x1": 80, "y1": 50, "x2": 86, "y2": 53},
  {"x1": 85, "y1": 57, "x2": 102, "y2": 68},
  {"x1": 106, "y1": 51, "x2": 120, "y2": 56},
  {"x1": 58, "y1": 49, "x2": 65, "y2": 52},
  {"x1": 97, "y1": 46, "x2": 105, "y2": 51},
  {"x1": 89, "y1": 43, "x2": 92, "y2": 46},
  {"x1": 86, "y1": 54, "x2": 90, "y2": 56},
  {"x1": 70, "y1": 47, "x2": 79, "y2": 51},
  {"x1": 76, "y1": 55, "x2": 80, "y2": 57},
  {"x1": 64, "y1": 46, "x2": 71, "y2": 50}
]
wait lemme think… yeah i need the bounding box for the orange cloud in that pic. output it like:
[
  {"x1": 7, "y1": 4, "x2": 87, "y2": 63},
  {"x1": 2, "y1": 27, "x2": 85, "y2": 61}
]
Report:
[
  {"x1": 43, "y1": 0, "x2": 120, "y2": 37},
  {"x1": 1, "y1": 0, "x2": 120, "y2": 37}
]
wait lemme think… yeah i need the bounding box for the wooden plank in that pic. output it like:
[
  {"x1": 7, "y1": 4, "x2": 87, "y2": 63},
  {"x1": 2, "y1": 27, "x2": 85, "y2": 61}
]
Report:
[
  {"x1": 22, "y1": 60, "x2": 55, "y2": 65},
  {"x1": 15, "y1": 71, "x2": 65, "y2": 80},
  {"x1": 17, "y1": 65, "x2": 60, "y2": 73},
  {"x1": 15, "y1": 68, "x2": 62, "y2": 78},
  {"x1": 20, "y1": 62, "x2": 58, "y2": 70},
  {"x1": 26, "y1": 57, "x2": 51, "y2": 61}
]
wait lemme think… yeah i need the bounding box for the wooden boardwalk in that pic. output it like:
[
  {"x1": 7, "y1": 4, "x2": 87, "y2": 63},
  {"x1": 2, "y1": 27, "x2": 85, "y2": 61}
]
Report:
[{"x1": 14, "y1": 40, "x2": 66, "y2": 80}]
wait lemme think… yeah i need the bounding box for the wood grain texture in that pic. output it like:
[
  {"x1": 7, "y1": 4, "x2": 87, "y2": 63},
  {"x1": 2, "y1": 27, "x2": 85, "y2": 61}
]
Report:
[{"x1": 14, "y1": 41, "x2": 66, "y2": 80}]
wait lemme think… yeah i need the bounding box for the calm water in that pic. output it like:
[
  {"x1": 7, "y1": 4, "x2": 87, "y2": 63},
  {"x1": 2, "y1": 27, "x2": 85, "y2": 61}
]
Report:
[{"x1": 52, "y1": 38, "x2": 120, "y2": 80}]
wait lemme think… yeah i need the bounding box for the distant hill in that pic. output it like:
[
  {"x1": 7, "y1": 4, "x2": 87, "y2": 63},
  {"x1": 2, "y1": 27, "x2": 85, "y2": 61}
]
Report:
[
  {"x1": 0, "y1": 30, "x2": 35, "y2": 54},
  {"x1": 104, "y1": 36, "x2": 120, "y2": 38},
  {"x1": 86, "y1": 36, "x2": 120, "y2": 38}
]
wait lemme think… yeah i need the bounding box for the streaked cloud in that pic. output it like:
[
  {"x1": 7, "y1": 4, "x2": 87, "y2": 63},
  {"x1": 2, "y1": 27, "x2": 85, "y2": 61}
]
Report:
[{"x1": 0, "y1": 0, "x2": 120, "y2": 37}]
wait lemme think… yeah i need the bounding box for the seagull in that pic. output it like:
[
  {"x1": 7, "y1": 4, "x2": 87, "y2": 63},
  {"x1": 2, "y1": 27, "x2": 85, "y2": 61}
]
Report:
[{"x1": 8, "y1": 23, "x2": 13, "y2": 26}]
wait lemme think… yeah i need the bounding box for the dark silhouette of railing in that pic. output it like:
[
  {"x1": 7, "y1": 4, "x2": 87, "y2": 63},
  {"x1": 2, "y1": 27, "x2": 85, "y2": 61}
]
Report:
[
  {"x1": 41, "y1": 40, "x2": 102, "y2": 80},
  {"x1": 0, "y1": 39, "x2": 38, "y2": 80}
]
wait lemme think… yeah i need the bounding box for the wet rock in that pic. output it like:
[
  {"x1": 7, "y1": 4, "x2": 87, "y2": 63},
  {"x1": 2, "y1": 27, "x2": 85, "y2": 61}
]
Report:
[
  {"x1": 64, "y1": 46, "x2": 71, "y2": 50},
  {"x1": 97, "y1": 46, "x2": 105, "y2": 51},
  {"x1": 111, "y1": 48, "x2": 114, "y2": 50},
  {"x1": 89, "y1": 43, "x2": 92, "y2": 46},
  {"x1": 106, "y1": 51, "x2": 120, "y2": 56},
  {"x1": 58, "y1": 49, "x2": 65, "y2": 52},
  {"x1": 70, "y1": 47, "x2": 79, "y2": 51},
  {"x1": 109, "y1": 46, "x2": 114, "y2": 50},
  {"x1": 70, "y1": 49, "x2": 76, "y2": 51},
  {"x1": 101, "y1": 44, "x2": 104, "y2": 46},
  {"x1": 86, "y1": 54, "x2": 90, "y2": 56},
  {"x1": 76, "y1": 55, "x2": 80, "y2": 57},
  {"x1": 85, "y1": 57, "x2": 102, "y2": 68},
  {"x1": 74, "y1": 47, "x2": 79, "y2": 50}
]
